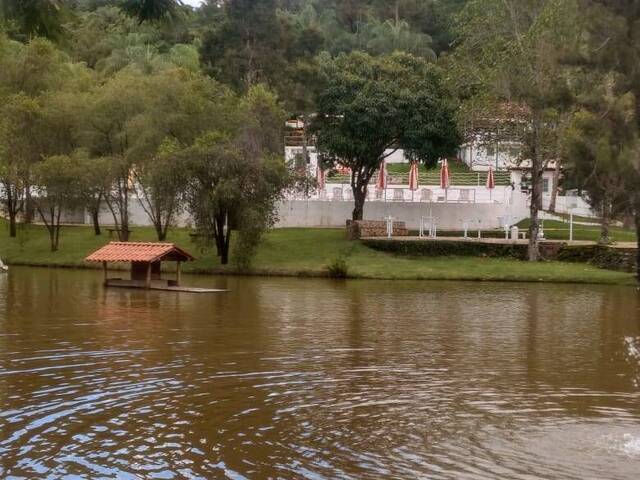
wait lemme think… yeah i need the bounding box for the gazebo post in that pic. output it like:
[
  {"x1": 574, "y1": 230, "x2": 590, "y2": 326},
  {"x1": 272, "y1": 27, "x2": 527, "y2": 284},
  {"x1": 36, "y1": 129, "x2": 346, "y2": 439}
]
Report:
[
  {"x1": 145, "y1": 262, "x2": 151, "y2": 289},
  {"x1": 102, "y1": 261, "x2": 107, "y2": 285},
  {"x1": 176, "y1": 261, "x2": 181, "y2": 286}
]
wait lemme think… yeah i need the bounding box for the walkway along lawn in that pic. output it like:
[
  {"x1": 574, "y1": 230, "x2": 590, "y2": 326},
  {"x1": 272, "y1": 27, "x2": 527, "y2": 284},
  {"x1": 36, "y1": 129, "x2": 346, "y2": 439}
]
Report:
[
  {"x1": 0, "y1": 220, "x2": 635, "y2": 285},
  {"x1": 516, "y1": 218, "x2": 637, "y2": 242}
]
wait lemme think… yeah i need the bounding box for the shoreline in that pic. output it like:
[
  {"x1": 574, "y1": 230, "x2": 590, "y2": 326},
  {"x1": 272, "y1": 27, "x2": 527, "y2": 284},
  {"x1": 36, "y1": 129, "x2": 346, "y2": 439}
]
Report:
[
  {"x1": 4, "y1": 258, "x2": 637, "y2": 287},
  {"x1": 0, "y1": 222, "x2": 635, "y2": 287}
]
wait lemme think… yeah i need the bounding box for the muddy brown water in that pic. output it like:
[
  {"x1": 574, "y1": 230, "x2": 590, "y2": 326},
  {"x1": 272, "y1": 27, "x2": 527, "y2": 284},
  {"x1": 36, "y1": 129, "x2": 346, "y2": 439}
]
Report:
[{"x1": 0, "y1": 267, "x2": 639, "y2": 479}]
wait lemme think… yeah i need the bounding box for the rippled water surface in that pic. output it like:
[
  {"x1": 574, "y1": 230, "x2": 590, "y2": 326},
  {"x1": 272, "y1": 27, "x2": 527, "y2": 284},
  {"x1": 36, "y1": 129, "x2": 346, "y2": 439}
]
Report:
[{"x1": 1, "y1": 267, "x2": 640, "y2": 479}]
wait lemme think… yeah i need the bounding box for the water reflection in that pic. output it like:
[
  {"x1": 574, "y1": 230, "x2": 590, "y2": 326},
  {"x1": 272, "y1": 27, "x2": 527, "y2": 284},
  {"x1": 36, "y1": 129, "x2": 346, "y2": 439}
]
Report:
[{"x1": 0, "y1": 267, "x2": 639, "y2": 479}]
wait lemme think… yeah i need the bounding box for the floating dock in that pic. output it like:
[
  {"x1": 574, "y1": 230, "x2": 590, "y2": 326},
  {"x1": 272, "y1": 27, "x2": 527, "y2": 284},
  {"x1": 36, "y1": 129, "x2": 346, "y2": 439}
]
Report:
[
  {"x1": 105, "y1": 279, "x2": 226, "y2": 293},
  {"x1": 85, "y1": 242, "x2": 228, "y2": 293}
]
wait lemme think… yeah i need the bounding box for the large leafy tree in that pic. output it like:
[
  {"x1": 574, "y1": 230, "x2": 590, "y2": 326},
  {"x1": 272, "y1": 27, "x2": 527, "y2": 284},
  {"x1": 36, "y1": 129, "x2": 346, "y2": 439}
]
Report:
[
  {"x1": 0, "y1": 94, "x2": 41, "y2": 237},
  {"x1": 120, "y1": 0, "x2": 183, "y2": 24},
  {"x1": 200, "y1": 0, "x2": 285, "y2": 90},
  {"x1": 183, "y1": 85, "x2": 292, "y2": 266},
  {"x1": 199, "y1": 0, "x2": 324, "y2": 113},
  {"x1": 563, "y1": 85, "x2": 637, "y2": 244},
  {"x1": 127, "y1": 68, "x2": 228, "y2": 240},
  {"x1": 562, "y1": 1, "x2": 640, "y2": 276},
  {"x1": 453, "y1": 0, "x2": 580, "y2": 260},
  {"x1": 31, "y1": 154, "x2": 84, "y2": 251},
  {"x1": 0, "y1": 36, "x2": 79, "y2": 236},
  {"x1": 312, "y1": 51, "x2": 460, "y2": 221},
  {"x1": 1, "y1": 0, "x2": 67, "y2": 41},
  {"x1": 81, "y1": 70, "x2": 149, "y2": 240}
]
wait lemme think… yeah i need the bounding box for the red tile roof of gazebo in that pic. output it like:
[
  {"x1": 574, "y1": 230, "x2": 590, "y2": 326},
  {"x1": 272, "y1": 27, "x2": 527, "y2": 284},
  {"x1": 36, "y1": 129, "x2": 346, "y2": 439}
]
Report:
[{"x1": 85, "y1": 242, "x2": 195, "y2": 263}]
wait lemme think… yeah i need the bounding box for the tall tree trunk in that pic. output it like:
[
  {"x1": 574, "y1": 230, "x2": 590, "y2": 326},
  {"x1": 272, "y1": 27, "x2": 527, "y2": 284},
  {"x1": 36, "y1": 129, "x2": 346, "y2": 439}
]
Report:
[
  {"x1": 49, "y1": 228, "x2": 56, "y2": 252},
  {"x1": 90, "y1": 194, "x2": 102, "y2": 235},
  {"x1": 215, "y1": 213, "x2": 231, "y2": 264},
  {"x1": 352, "y1": 188, "x2": 366, "y2": 221},
  {"x1": 155, "y1": 221, "x2": 166, "y2": 241},
  {"x1": 548, "y1": 158, "x2": 561, "y2": 213},
  {"x1": 24, "y1": 185, "x2": 33, "y2": 224},
  {"x1": 221, "y1": 229, "x2": 231, "y2": 265},
  {"x1": 527, "y1": 113, "x2": 544, "y2": 261},
  {"x1": 91, "y1": 207, "x2": 101, "y2": 235},
  {"x1": 120, "y1": 185, "x2": 130, "y2": 241},
  {"x1": 350, "y1": 168, "x2": 373, "y2": 221},
  {"x1": 8, "y1": 210, "x2": 17, "y2": 238},
  {"x1": 53, "y1": 208, "x2": 61, "y2": 251},
  {"x1": 5, "y1": 186, "x2": 20, "y2": 238},
  {"x1": 600, "y1": 196, "x2": 611, "y2": 244},
  {"x1": 635, "y1": 200, "x2": 640, "y2": 282}
]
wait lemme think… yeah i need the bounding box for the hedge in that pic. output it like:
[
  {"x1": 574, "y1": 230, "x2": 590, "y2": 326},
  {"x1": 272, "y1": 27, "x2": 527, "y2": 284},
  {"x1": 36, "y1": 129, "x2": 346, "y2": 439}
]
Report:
[
  {"x1": 363, "y1": 239, "x2": 637, "y2": 273},
  {"x1": 362, "y1": 238, "x2": 528, "y2": 259}
]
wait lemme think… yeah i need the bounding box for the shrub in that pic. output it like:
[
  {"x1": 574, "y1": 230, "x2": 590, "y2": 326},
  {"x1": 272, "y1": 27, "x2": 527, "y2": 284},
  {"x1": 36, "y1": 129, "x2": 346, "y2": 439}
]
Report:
[
  {"x1": 361, "y1": 238, "x2": 527, "y2": 259},
  {"x1": 326, "y1": 256, "x2": 349, "y2": 278}
]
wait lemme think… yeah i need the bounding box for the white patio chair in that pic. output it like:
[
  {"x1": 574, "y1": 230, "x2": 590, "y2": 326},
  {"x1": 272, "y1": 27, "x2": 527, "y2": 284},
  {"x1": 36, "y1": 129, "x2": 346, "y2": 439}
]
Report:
[
  {"x1": 332, "y1": 187, "x2": 343, "y2": 201},
  {"x1": 420, "y1": 189, "x2": 433, "y2": 202},
  {"x1": 393, "y1": 188, "x2": 405, "y2": 201},
  {"x1": 459, "y1": 189, "x2": 473, "y2": 203}
]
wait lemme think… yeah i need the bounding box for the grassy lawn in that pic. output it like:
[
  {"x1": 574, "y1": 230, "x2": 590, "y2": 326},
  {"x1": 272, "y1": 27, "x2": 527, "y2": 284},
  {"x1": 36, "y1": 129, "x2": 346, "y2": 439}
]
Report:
[
  {"x1": 0, "y1": 220, "x2": 634, "y2": 285},
  {"x1": 516, "y1": 218, "x2": 637, "y2": 243}
]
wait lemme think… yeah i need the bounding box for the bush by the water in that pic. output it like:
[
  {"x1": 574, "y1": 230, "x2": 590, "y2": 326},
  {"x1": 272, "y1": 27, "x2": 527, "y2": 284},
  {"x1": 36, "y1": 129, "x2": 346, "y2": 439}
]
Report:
[
  {"x1": 556, "y1": 245, "x2": 637, "y2": 272},
  {"x1": 326, "y1": 256, "x2": 349, "y2": 278}
]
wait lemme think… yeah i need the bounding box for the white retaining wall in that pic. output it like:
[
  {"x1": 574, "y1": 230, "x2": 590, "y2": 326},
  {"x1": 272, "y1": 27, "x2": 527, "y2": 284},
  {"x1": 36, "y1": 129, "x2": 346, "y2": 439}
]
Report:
[
  {"x1": 89, "y1": 192, "x2": 598, "y2": 231},
  {"x1": 275, "y1": 200, "x2": 529, "y2": 230}
]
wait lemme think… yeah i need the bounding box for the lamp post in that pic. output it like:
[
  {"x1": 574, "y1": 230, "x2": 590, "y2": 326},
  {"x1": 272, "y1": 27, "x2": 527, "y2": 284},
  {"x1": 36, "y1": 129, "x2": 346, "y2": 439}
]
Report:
[
  {"x1": 569, "y1": 211, "x2": 574, "y2": 242},
  {"x1": 385, "y1": 215, "x2": 394, "y2": 238}
]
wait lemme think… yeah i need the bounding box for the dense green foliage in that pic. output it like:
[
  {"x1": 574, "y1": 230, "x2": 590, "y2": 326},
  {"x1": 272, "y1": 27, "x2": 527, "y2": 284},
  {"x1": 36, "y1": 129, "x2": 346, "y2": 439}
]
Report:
[
  {"x1": 2, "y1": 0, "x2": 640, "y2": 275},
  {"x1": 0, "y1": 30, "x2": 294, "y2": 264},
  {"x1": 312, "y1": 51, "x2": 460, "y2": 220},
  {"x1": 363, "y1": 237, "x2": 527, "y2": 259}
]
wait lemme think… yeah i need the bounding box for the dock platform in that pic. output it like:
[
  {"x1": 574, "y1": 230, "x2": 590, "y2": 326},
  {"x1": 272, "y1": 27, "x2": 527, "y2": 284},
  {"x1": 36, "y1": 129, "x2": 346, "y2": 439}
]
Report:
[{"x1": 105, "y1": 278, "x2": 227, "y2": 293}]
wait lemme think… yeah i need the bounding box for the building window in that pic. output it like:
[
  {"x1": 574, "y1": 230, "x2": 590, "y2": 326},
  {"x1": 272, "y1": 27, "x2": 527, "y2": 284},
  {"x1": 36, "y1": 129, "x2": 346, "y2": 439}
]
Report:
[
  {"x1": 543, "y1": 178, "x2": 550, "y2": 194},
  {"x1": 505, "y1": 145, "x2": 521, "y2": 159}
]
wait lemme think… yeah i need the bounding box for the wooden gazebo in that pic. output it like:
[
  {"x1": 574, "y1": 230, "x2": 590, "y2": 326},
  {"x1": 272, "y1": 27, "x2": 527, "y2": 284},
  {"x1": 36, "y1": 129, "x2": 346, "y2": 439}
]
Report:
[{"x1": 86, "y1": 242, "x2": 195, "y2": 290}]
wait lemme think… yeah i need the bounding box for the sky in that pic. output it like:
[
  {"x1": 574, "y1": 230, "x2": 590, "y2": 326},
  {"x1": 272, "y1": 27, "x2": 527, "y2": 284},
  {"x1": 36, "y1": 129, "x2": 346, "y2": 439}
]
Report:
[{"x1": 182, "y1": 0, "x2": 204, "y2": 6}]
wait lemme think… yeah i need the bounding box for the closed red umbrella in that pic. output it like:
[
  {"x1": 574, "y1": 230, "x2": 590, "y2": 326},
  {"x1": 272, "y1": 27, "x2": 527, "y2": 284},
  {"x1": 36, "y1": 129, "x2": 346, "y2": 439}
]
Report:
[
  {"x1": 440, "y1": 158, "x2": 450, "y2": 189},
  {"x1": 486, "y1": 165, "x2": 495, "y2": 201},
  {"x1": 376, "y1": 160, "x2": 387, "y2": 190},
  {"x1": 409, "y1": 161, "x2": 419, "y2": 191},
  {"x1": 486, "y1": 165, "x2": 495, "y2": 189},
  {"x1": 408, "y1": 161, "x2": 419, "y2": 201},
  {"x1": 316, "y1": 165, "x2": 325, "y2": 190}
]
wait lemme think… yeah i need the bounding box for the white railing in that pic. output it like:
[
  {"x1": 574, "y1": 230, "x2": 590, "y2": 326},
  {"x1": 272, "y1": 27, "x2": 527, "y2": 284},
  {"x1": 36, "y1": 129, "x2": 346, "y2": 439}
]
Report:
[{"x1": 290, "y1": 185, "x2": 509, "y2": 204}]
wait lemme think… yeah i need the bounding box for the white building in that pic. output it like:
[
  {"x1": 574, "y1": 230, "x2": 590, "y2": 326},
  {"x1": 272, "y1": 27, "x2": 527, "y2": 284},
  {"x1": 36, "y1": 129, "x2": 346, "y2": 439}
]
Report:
[{"x1": 282, "y1": 109, "x2": 596, "y2": 224}]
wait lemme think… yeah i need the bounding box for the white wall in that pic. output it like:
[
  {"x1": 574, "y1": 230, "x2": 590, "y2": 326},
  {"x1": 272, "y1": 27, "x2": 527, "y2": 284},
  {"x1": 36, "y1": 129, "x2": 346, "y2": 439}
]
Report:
[
  {"x1": 276, "y1": 199, "x2": 529, "y2": 230},
  {"x1": 93, "y1": 196, "x2": 527, "y2": 231}
]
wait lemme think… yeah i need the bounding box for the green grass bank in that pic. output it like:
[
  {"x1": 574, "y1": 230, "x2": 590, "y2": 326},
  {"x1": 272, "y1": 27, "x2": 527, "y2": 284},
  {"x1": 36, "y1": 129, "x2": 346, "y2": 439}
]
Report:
[{"x1": 0, "y1": 220, "x2": 635, "y2": 285}]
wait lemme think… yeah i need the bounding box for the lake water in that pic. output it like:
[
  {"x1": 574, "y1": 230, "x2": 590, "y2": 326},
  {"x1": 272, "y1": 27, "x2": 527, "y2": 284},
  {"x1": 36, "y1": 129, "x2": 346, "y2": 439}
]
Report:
[{"x1": 0, "y1": 267, "x2": 639, "y2": 479}]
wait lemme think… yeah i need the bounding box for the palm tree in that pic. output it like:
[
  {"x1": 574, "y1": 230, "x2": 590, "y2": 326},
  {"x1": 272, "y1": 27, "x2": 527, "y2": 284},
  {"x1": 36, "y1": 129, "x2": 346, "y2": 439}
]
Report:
[{"x1": 120, "y1": 0, "x2": 183, "y2": 24}]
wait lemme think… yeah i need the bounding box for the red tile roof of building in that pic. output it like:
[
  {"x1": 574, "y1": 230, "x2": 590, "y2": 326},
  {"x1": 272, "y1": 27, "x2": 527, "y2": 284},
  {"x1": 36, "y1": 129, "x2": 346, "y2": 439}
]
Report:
[{"x1": 85, "y1": 242, "x2": 195, "y2": 263}]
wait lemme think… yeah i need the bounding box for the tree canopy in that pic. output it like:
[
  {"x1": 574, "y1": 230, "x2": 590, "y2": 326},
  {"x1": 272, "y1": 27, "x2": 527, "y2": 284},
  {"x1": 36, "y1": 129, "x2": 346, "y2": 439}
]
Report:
[{"x1": 313, "y1": 51, "x2": 460, "y2": 220}]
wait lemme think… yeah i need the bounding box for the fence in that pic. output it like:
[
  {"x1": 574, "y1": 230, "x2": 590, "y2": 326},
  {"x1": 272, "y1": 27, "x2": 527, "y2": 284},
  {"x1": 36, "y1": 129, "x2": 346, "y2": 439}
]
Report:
[
  {"x1": 325, "y1": 171, "x2": 512, "y2": 186},
  {"x1": 299, "y1": 184, "x2": 511, "y2": 204}
]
